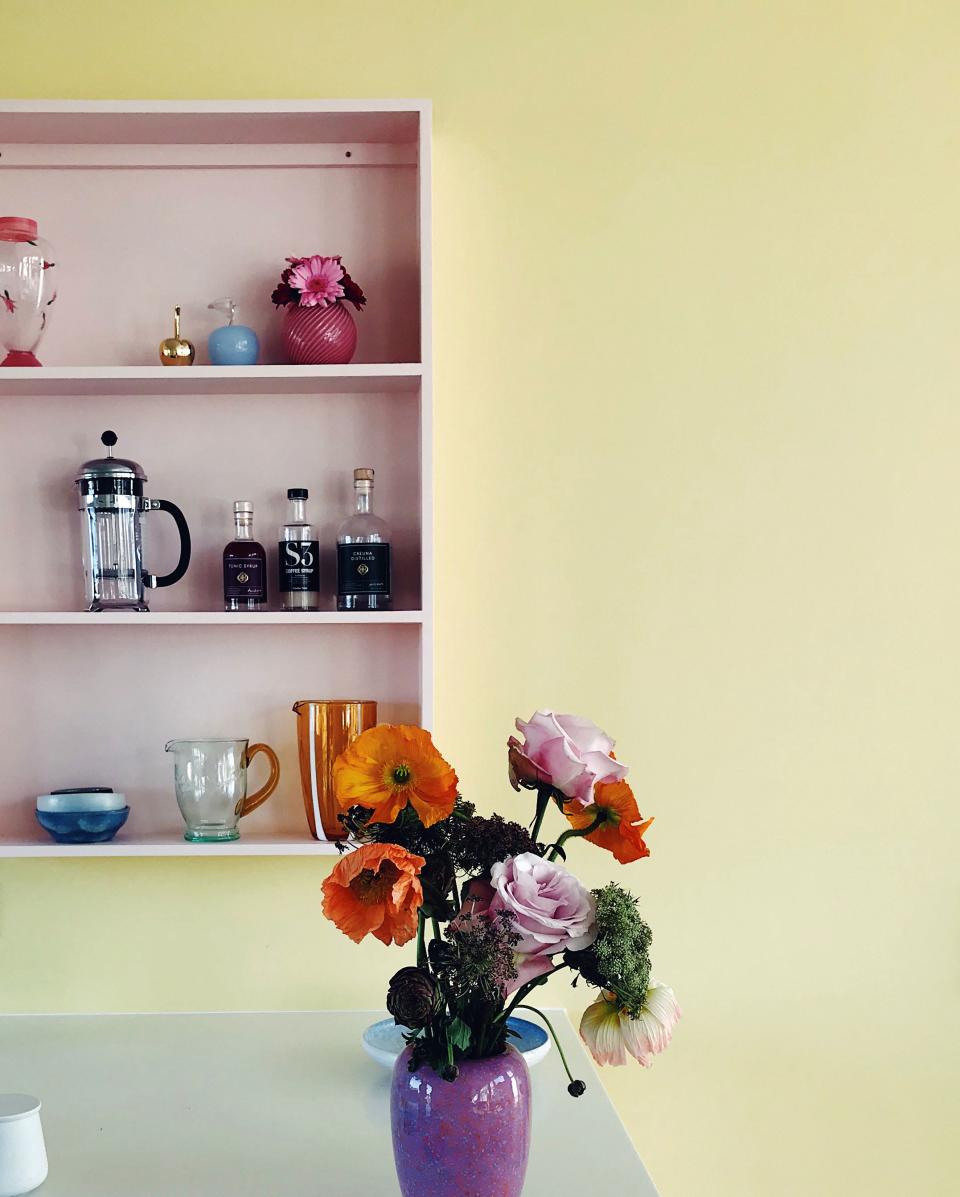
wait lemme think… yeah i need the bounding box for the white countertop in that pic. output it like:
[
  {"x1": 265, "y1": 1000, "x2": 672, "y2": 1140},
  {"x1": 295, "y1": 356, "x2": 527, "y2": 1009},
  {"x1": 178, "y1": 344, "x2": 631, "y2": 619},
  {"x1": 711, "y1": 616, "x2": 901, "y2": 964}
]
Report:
[{"x1": 0, "y1": 1009, "x2": 659, "y2": 1196}]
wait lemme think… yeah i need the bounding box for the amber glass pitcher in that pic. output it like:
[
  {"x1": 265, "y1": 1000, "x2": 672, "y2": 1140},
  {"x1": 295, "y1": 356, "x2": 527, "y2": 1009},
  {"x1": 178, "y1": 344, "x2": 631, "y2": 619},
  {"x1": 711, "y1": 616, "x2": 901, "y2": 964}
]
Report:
[{"x1": 292, "y1": 700, "x2": 377, "y2": 840}]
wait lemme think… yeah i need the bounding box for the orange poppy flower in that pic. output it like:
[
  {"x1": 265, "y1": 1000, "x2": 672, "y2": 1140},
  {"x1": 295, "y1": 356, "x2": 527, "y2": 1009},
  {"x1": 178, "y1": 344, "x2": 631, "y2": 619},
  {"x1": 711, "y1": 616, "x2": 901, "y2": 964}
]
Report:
[
  {"x1": 322, "y1": 842, "x2": 425, "y2": 946},
  {"x1": 333, "y1": 724, "x2": 458, "y2": 828},
  {"x1": 563, "y1": 779, "x2": 653, "y2": 865}
]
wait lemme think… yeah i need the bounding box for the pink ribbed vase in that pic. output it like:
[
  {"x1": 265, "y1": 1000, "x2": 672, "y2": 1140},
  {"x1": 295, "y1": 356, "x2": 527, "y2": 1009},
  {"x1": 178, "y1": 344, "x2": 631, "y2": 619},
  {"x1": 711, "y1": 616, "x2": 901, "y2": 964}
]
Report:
[{"x1": 282, "y1": 303, "x2": 357, "y2": 365}]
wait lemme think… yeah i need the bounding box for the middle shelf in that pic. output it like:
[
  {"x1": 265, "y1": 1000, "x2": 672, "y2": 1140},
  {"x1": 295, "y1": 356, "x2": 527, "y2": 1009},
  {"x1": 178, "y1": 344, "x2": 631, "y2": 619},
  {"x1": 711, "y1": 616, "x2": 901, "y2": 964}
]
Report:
[{"x1": 0, "y1": 610, "x2": 423, "y2": 625}]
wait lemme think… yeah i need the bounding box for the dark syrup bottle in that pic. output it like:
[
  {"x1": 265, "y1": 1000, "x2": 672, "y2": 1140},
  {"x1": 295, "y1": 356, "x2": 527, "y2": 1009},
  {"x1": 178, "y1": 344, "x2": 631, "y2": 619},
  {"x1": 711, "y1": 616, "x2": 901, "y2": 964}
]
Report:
[{"x1": 223, "y1": 500, "x2": 267, "y2": 612}]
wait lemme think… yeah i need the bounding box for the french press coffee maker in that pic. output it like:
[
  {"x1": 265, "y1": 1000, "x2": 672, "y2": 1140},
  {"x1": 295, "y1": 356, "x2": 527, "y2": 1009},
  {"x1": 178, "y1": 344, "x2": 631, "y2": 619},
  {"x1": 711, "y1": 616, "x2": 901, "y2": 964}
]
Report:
[{"x1": 76, "y1": 430, "x2": 191, "y2": 611}]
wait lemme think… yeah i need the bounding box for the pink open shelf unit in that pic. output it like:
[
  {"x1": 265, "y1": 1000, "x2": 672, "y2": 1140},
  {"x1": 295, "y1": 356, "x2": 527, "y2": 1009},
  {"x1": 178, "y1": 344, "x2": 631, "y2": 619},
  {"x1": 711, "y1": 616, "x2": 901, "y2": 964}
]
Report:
[{"x1": 0, "y1": 100, "x2": 433, "y2": 856}]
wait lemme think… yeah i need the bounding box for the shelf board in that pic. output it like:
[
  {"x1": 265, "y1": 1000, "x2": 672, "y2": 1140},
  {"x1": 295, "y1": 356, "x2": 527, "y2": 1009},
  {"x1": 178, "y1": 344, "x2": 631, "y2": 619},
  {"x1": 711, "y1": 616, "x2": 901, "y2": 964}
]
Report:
[
  {"x1": 0, "y1": 99, "x2": 426, "y2": 147},
  {"x1": 0, "y1": 610, "x2": 422, "y2": 626},
  {"x1": 0, "y1": 364, "x2": 423, "y2": 397},
  {"x1": 0, "y1": 832, "x2": 346, "y2": 858}
]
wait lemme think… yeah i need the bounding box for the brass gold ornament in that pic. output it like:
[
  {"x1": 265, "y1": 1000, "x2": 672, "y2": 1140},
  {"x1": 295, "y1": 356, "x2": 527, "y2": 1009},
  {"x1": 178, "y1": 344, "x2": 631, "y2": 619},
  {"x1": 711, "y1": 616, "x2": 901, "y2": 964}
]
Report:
[{"x1": 159, "y1": 306, "x2": 195, "y2": 366}]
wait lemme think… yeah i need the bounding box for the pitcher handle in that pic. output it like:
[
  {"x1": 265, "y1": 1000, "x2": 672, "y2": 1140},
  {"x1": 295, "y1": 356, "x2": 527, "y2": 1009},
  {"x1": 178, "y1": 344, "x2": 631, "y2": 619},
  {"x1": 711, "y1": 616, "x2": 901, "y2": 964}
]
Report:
[{"x1": 241, "y1": 743, "x2": 281, "y2": 816}]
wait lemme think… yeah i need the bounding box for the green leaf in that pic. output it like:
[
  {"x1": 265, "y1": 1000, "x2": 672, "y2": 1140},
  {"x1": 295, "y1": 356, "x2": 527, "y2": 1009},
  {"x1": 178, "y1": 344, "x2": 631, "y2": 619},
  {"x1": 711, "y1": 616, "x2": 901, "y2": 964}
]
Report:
[{"x1": 447, "y1": 1017, "x2": 472, "y2": 1052}]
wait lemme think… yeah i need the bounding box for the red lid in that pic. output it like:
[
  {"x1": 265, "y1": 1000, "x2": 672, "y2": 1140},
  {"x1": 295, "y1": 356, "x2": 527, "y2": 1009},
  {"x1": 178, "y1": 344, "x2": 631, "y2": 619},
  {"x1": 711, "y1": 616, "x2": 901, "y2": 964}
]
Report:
[{"x1": 0, "y1": 217, "x2": 38, "y2": 242}]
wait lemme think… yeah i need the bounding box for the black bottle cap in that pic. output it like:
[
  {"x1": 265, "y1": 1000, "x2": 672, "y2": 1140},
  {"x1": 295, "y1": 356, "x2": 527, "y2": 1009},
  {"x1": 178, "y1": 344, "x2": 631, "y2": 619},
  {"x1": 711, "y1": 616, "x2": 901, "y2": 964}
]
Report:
[{"x1": 287, "y1": 488, "x2": 308, "y2": 500}]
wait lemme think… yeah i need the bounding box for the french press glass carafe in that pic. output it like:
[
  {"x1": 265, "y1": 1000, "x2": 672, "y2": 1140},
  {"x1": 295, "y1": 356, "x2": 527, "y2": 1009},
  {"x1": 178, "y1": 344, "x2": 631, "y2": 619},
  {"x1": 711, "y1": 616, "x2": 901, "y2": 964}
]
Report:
[{"x1": 76, "y1": 430, "x2": 191, "y2": 611}]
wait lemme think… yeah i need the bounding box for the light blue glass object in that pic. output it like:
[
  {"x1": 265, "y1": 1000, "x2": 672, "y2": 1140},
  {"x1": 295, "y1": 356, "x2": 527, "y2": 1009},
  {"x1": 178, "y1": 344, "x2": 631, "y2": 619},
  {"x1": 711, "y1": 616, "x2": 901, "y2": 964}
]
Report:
[{"x1": 207, "y1": 298, "x2": 259, "y2": 365}]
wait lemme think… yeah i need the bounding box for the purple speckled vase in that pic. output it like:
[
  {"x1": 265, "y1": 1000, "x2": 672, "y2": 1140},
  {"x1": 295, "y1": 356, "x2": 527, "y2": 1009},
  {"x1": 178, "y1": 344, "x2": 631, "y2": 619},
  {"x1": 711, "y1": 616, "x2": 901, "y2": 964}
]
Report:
[{"x1": 390, "y1": 1043, "x2": 532, "y2": 1197}]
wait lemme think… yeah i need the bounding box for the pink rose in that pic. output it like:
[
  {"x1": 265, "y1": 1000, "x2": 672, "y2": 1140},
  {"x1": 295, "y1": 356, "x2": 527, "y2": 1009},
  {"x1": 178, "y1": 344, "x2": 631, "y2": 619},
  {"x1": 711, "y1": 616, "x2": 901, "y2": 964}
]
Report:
[
  {"x1": 512, "y1": 710, "x2": 629, "y2": 806},
  {"x1": 489, "y1": 853, "x2": 597, "y2": 990}
]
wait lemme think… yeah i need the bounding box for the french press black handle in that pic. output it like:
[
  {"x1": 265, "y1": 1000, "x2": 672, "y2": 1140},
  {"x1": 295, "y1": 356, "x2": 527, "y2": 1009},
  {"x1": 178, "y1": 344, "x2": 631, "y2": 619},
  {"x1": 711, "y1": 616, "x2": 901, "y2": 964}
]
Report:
[{"x1": 144, "y1": 499, "x2": 192, "y2": 589}]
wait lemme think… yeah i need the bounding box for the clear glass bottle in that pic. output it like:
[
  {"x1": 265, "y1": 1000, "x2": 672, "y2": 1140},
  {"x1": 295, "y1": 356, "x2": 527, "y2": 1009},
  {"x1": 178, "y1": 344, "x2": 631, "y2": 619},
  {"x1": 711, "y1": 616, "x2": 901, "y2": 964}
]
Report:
[
  {"x1": 223, "y1": 500, "x2": 267, "y2": 612},
  {"x1": 279, "y1": 488, "x2": 320, "y2": 611},
  {"x1": 337, "y1": 468, "x2": 392, "y2": 611}
]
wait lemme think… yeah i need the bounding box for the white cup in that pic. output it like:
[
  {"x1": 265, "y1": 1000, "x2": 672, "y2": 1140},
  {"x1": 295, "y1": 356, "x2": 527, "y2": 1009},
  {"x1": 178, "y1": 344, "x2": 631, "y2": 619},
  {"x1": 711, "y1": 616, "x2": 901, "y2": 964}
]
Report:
[{"x1": 0, "y1": 1095, "x2": 47, "y2": 1197}]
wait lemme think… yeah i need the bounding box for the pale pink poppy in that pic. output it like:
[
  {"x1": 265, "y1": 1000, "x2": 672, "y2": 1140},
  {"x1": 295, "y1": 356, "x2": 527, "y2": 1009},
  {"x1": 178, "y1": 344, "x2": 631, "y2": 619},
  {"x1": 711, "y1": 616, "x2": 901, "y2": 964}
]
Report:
[{"x1": 579, "y1": 983, "x2": 681, "y2": 1067}]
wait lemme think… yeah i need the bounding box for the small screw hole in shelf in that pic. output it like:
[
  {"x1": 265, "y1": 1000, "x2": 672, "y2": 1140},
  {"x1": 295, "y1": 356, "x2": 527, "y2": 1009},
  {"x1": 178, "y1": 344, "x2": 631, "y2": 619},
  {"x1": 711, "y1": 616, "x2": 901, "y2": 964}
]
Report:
[{"x1": 344, "y1": 150, "x2": 352, "y2": 158}]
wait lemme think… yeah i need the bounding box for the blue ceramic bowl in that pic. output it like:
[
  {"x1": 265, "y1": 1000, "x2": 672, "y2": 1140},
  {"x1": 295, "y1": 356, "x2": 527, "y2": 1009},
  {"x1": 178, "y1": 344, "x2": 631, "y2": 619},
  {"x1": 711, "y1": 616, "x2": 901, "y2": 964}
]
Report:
[
  {"x1": 362, "y1": 1015, "x2": 550, "y2": 1070},
  {"x1": 35, "y1": 806, "x2": 129, "y2": 844}
]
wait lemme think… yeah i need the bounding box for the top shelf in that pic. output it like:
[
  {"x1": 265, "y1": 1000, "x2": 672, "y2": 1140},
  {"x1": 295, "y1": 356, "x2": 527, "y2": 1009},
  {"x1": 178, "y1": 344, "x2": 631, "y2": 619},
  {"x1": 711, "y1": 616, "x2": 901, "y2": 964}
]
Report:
[
  {"x1": 0, "y1": 99, "x2": 427, "y2": 146},
  {"x1": 0, "y1": 364, "x2": 423, "y2": 397}
]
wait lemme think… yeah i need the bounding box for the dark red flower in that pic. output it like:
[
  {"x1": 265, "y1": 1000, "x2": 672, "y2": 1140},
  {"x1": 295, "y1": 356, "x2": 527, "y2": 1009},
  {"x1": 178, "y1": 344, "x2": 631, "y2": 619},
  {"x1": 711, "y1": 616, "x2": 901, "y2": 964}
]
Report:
[
  {"x1": 341, "y1": 270, "x2": 367, "y2": 310},
  {"x1": 271, "y1": 282, "x2": 299, "y2": 308}
]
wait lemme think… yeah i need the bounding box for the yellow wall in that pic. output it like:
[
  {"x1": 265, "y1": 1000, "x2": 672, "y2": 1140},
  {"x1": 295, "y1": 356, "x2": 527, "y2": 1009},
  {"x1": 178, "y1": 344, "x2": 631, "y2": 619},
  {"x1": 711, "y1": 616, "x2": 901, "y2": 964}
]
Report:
[{"x1": 2, "y1": 2, "x2": 958, "y2": 1193}]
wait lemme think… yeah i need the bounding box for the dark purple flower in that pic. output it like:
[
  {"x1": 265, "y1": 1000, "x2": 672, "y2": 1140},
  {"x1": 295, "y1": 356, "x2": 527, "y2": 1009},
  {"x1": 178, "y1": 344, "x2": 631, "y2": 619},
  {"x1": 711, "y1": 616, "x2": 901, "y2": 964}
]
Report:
[{"x1": 386, "y1": 966, "x2": 436, "y2": 1029}]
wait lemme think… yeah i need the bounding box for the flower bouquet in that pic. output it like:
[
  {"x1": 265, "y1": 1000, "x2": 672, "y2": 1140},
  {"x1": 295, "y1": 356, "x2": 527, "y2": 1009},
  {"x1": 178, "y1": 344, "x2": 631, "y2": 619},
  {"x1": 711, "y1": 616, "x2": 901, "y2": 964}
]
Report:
[
  {"x1": 322, "y1": 712, "x2": 680, "y2": 1197},
  {"x1": 270, "y1": 254, "x2": 366, "y2": 365}
]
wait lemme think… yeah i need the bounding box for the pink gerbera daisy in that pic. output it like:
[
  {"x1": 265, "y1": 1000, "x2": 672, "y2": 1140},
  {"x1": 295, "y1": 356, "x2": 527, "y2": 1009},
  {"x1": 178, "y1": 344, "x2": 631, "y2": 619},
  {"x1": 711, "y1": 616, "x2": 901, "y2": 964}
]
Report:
[{"x1": 287, "y1": 255, "x2": 345, "y2": 307}]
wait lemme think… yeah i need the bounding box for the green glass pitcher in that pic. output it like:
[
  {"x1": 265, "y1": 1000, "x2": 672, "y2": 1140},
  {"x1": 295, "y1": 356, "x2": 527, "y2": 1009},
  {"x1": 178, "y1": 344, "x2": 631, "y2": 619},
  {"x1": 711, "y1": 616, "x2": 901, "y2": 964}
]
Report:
[{"x1": 165, "y1": 738, "x2": 280, "y2": 842}]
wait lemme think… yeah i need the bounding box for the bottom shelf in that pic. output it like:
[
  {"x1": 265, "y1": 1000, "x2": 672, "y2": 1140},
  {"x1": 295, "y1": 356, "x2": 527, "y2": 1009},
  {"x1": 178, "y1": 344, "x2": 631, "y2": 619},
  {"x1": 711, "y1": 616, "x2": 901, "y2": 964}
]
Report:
[{"x1": 0, "y1": 832, "x2": 347, "y2": 858}]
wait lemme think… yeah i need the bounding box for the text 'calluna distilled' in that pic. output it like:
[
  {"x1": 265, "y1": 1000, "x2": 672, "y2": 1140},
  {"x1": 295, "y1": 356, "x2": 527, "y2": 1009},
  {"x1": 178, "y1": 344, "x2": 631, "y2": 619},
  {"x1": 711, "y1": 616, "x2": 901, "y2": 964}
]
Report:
[{"x1": 337, "y1": 468, "x2": 391, "y2": 611}]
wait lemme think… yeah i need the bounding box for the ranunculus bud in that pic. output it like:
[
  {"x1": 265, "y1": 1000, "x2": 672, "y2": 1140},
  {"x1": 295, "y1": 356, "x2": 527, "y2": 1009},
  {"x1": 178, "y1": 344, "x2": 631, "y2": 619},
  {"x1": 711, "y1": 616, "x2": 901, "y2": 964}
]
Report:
[
  {"x1": 567, "y1": 1080, "x2": 586, "y2": 1097},
  {"x1": 386, "y1": 966, "x2": 436, "y2": 1029}
]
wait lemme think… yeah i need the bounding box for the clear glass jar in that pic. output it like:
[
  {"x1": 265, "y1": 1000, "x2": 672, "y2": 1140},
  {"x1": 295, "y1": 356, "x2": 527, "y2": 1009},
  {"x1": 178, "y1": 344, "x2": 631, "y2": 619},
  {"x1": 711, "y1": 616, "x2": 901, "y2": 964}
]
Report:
[{"x1": 0, "y1": 217, "x2": 58, "y2": 367}]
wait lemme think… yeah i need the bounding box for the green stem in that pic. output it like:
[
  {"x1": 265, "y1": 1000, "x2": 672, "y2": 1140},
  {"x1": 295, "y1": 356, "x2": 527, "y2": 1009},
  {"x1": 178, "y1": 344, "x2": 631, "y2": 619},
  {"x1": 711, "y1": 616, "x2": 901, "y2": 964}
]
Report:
[
  {"x1": 416, "y1": 911, "x2": 427, "y2": 969},
  {"x1": 430, "y1": 916, "x2": 441, "y2": 945},
  {"x1": 495, "y1": 963, "x2": 569, "y2": 1024},
  {"x1": 530, "y1": 786, "x2": 552, "y2": 841},
  {"x1": 514, "y1": 1003, "x2": 583, "y2": 1092},
  {"x1": 547, "y1": 813, "x2": 605, "y2": 861}
]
